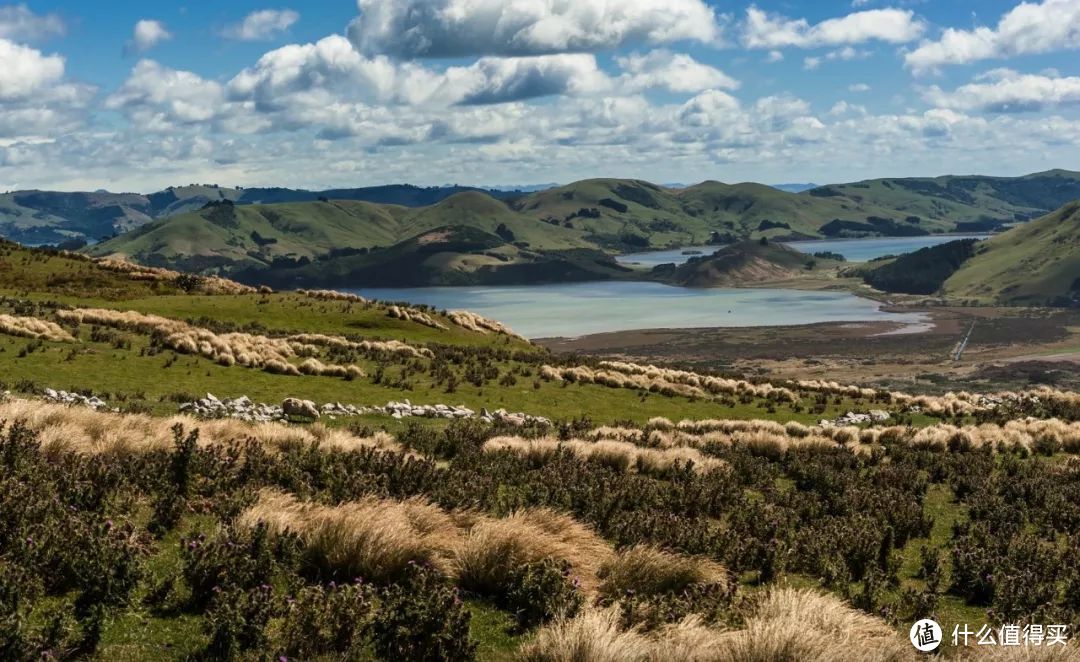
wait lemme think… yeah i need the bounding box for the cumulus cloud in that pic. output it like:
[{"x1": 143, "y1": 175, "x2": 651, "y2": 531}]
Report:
[
  {"x1": 803, "y1": 46, "x2": 869, "y2": 69},
  {"x1": 615, "y1": 50, "x2": 738, "y2": 93},
  {"x1": 227, "y1": 34, "x2": 614, "y2": 111},
  {"x1": 106, "y1": 60, "x2": 225, "y2": 129},
  {"x1": 742, "y1": 6, "x2": 925, "y2": 49},
  {"x1": 0, "y1": 4, "x2": 65, "y2": 42},
  {"x1": 347, "y1": 0, "x2": 721, "y2": 58},
  {"x1": 923, "y1": 68, "x2": 1080, "y2": 113},
  {"x1": 0, "y1": 39, "x2": 94, "y2": 141},
  {"x1": 222, "y1": 9, "x2": 300, "y2": 41},
  {"x1": 849, "y1": 82, "x2": 871, "y2": 92},
  {"x1": 905, "y1": 0, "x2": 1080, "y2": 74},
  {"x1": 126, "y1": 19, "x2": 171, "y2": 55},
  {"x1": 0, "y1": 38, "x2": 64, "y2": 100}
]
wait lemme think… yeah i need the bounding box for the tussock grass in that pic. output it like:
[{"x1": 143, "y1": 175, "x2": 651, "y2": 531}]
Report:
[
  {"x1": 522, "y1": 588, "x2": 915, "y2": 662},
  {"x1": 56, "y1": 308, "x2": 367, "y2": 376},
  {"x1": 297, "y1": 289, "x2": 367, "y2": 303},
  {"x1": 287, "y1": 332, "x2": 434, "y2": 359},
  {"x1": 455, "y1": 508, "x2": 614, "y2": 595},
  {"x1": 483, "y1": 436, "x2": 727, "y2": 476},
  {"x1": 519, "y1": 606, "x2": 651, "y2": 662},
  {"x1": 0, "y1": 397, "x2": 400, "y2": 455},
  {"x1": 95, "y1": 257, "x2": 256, "y2": 294},
  {"x1": 240, "y1": 492, "x2": 702, "y2": 598},
  {"x1": 0, "y1": 314, "x2": 76, "y2": 342},
  {"x1": 447, "y1": 310, "x2": 523, "y2": 338},
  {"x1": 387, "y1": 305, "x2": 448, "y2": 330},
  {"x1": 238, "y1": 490, "x2": 461, "y2": 581},
  {"x1": 597, "y1": 545, "x2": 728, "y2": 599}
]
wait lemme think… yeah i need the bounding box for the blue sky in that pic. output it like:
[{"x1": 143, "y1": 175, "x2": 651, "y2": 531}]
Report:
[{"x1": 1, "y1": 0, "x2": 1078, "y2": 191}]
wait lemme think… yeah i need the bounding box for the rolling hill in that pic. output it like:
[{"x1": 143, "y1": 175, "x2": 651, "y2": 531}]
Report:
[
  {"x1": 0, "y1": 183, "x2": 523, "y2": 246},
  {"x1": 82, "y1": 170, "x2": 1080, "y2": 289},
  {"x1": 943, "y1": 200, "x2": 1080, "y2": 305},
  {"x1": 653, "y1": 239, "x2": 842, "y2": 288},
  {"x1": 855, "y1": 200, "x2": 1079, "y2": 305}
]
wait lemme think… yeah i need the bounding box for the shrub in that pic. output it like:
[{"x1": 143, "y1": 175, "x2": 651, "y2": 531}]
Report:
[
  {"x1": 371, "y1": 564, "x2": 476, "y2": 662},
  {"x1": 204, "y1": 585, "x2": 277, "y2": 659},
  {"x1": 504, "y1": 559, "x2": 583, "y2": 629},
  {"x1": 277, "y1": 582, "x2": 375, "y2": 658}
]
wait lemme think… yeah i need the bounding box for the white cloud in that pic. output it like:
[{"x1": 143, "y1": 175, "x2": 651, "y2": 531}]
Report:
[
  {"x1": 905, "y1": 0, "x2": 1080, "y2": 74},
  {"x1": 127, "y1": 19, "x2": 171, "y2": 55},
  {"x1": 803, "y1": 46, "x2": 870, "y2": 69},
  {"x1": 0, "y1": 4, "x2": 65, "y2": 42},
  {"x1": 923, "y1": 68, "x2": 1080, "y2": 113},
  {"x1": 348, "y1": 0, "x2": 721, "y2": 58},
  {"x1": 222, "y1": 9, "x2": 300, "y2": 41},
  {"x1": 743, "y1": 6, "x2": 924, "y2": 49},
  {"x1": 615, "y1": 50, "x2": 738, "y2": 93},
  {"x1": 766, "y1": 50, "x2": 784, "y2": 63},
  {"x1": 0, "y1": 38, "x2": 64, "y2": 100},
  {"x1": 849, "y1": 82, "x2": 871, "y2": 92},
  {"x1": 106, "y1": 60, "x2": 225, "y2": 129}
]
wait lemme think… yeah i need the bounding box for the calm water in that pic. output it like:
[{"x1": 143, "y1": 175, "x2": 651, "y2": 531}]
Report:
[
  {"x1": 348, "y1": 282, "x2": 927, "y2": 338},
  {"x1": 617, "y1": 234, "x2": 991, "y2": 267}
]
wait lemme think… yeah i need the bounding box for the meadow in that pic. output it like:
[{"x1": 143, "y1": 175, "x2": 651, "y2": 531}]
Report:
[{"x1": 1, "y1": 241, "x2": 1079, "y2": 659}]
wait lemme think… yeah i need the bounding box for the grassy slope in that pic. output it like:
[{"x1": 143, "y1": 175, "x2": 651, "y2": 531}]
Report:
[
  {"x1": 657, "y1": 240, "x2": 843, "y2": 288},
  {"x1": 91, "y1": 172, "x2": 1080, "y2": 281},
  {"x1": 944, "y1": 201, "x2": 1080, "y2": 304},
  {"x1": 0, "y1": 243, "x2": 865, "y2": 425},
  {"x1": 810, "y1": 169, "x2": 1080, "y2": 226}
]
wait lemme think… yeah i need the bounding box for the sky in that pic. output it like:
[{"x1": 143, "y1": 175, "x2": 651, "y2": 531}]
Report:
[{"x1": 0, "y1": 0, "x2": 1078, "y2": 192}]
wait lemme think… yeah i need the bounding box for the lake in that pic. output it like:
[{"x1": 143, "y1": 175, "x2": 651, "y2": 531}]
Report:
[
  {"x1": 348, "y1": 282, "x2": 927, "y2": 339},
  {"x1": 617, "y1": 234, "x2": 991, "y2": 267}
]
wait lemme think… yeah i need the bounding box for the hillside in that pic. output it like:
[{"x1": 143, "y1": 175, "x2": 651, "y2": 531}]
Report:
[
  {"x1": 809, "y1": 169, "x2": 1080, "y2": 231},
  {"x1": 11, "y1": 169, "x2": 1080, "y2": 251},
  {"x1": 944, "y1": 201, "x2": 1080, "y2": 305},
  {"x1": 0, "y1": 183, "x2": 522, "y2": 246},
  {"x1": 3, "y1": 240, "x2": 1080, "y2": 659},
  {"x1": 243, "y1": 224, "x2": 632, "y2": 288},
  {"x1": 654, "y1": 239, "x2": 841, "y2": 288}
]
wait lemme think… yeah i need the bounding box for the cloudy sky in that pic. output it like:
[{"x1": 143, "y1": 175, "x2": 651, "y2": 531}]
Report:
[{"x1": 1, "y1": 0, "x2": 1078, "y2": 192}]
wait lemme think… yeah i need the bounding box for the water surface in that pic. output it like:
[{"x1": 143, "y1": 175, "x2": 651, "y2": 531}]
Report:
[
  {"x1": 349, "y1": 281, "x2": 926, "y2": 338},
  {"x1": 617, "y1": 234, "x2": 991, "y2": 267}
]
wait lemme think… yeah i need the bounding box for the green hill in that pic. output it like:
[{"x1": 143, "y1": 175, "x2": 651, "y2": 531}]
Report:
[
  {"x1": 654, "y1": 239, "x2": 841, "y2": 288},
  {"x1": 86, "y1": 171, "x2": 1080, "y2": 287},
  {"x1": 809, "y1": 169, "x2": 1080, "y2": 231},
  {"x1": 245, "y1": 224, "x2": 631, "y2": 288},
  {"x1": 943, "y1": 201, "x2": 1080, "y2": 305},
  {"x1": 0, "y1": 184, "x2": 522, "y2": 246}
]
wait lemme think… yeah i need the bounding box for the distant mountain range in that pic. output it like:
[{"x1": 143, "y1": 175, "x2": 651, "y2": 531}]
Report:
[
  {"x1": 0, "y1": 183, "x2": 524, "y2": 246},
  {"x1": 78, "y1": 170, "x2": 1080, "y2": 290}
]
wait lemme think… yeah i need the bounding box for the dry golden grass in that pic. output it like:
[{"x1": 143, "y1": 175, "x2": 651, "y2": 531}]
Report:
[
  {"x1": 239, "y1": 492, "x2": 677, "y2": 597},
  {"x1": 447, "y1": 310, "x2": 523, "y2": 338},
  {"x1": 238, "y1": 490, "x2": 461, "y2": 581},
  {"x1": 94, "y1": 257, "x2": 256, "y2": 294},
  {"x1": 0, "y1": 398, "x2": 400, "y2": 456},
  {"x1": 56, "y1": 308, "x2": 367, "y2": 376},
  {"x1": 483, "y1": 436, "x2": 727, "y2": 476},
  {"x1": 386, "y1": 304, "x2": 448, "y2": 330},
  {"x1": 297, "y1": 289, "x2": 367, "y2": 303},
  {"x1": 519, "y1": 606, "x2": 652, "y2": 662},
  {"x1": 287, "y1": 332, "x2": 434, "y2": 359},
  {"x1": 0, "y1": 314, "x2": 76, "y2": 342},
  {"x1": 597, "y1": 545, "x2": 728, "y2": 599},
  {"x1": 455, "y1": 508, "x2": 614, "y2": 595},
  {"x1": 522, "y1": 587, "x2": 915, "y2": 662}
]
